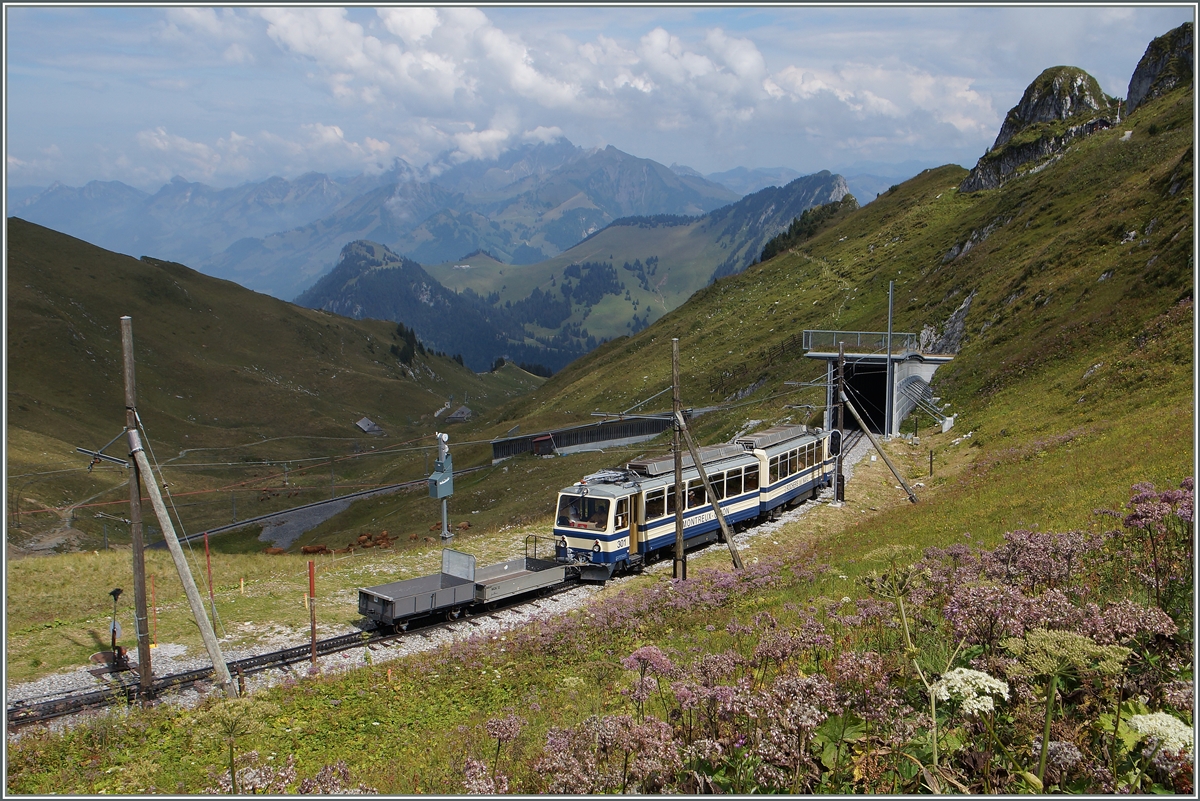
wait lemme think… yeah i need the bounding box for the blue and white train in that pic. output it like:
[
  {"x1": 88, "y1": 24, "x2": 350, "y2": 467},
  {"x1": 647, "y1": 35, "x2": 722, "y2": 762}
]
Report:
[{"x1": 552, "y1": 424, "x2": 840, "y2": 580}]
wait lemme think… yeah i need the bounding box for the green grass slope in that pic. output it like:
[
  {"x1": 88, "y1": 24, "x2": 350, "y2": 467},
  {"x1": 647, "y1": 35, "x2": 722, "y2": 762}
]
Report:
[{"x1": 6, "y1": 218, "x2": 544, "y2": 550}]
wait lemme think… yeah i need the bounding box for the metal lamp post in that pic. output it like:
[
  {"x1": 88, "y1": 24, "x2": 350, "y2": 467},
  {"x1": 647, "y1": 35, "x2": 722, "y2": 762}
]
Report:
[{"x1": 108, "y1": 587, "x2": 123, "y2": 668}]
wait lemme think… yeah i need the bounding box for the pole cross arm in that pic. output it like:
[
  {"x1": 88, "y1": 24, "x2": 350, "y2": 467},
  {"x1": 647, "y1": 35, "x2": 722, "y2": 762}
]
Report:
[
  {"x1": 75, "y1": 447, "x2": 129, "y2": 467},
  {"x1": 674, "y1": 411, "x2": 744, "y2": 570}
]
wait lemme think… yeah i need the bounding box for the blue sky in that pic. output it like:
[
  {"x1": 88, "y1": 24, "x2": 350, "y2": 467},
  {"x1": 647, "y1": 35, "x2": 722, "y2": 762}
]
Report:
[{"x1": 5, "y1": 4, "x2": 1194, "y2": 191}]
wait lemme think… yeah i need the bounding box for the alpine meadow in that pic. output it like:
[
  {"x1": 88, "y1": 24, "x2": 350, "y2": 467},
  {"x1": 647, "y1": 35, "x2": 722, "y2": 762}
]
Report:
[{"x1": 5, "y1": 19, "x2": 1195, "y2": 797}]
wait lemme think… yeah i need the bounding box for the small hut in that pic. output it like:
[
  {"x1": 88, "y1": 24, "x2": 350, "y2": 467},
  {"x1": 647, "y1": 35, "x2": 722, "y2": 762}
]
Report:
[{"x1": 355, "y1": 417, "x2": 386, "y2": 436}]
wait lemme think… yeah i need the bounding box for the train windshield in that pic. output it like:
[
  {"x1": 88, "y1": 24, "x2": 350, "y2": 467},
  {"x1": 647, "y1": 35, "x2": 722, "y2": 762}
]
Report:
[{"x1": 556, "y1": 494, "x2": 611, "y2": 531}]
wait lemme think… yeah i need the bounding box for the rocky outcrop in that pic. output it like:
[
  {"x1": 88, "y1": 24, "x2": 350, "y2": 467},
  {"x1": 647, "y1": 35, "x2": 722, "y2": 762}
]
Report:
[
  {"x1": 992, "y1": 67, "x2": 1110, "y2": 150},
  {"x1": 959, "y1": 117, "x2": 1113, "y2": 193},
  {"x1": 931, "y1": 290, "x2": 976, "y2": 355},
  {"x1": 959, "y1": 67, "x2": 1113, "y2": 193},
  {"x1": 1127, "y1": 22, "x2": 1193, "y2": 115}
]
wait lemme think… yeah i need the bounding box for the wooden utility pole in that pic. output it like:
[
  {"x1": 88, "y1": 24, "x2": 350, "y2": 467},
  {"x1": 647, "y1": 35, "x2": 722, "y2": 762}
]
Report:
[
  {"x1": 674, "y1": 411, "x2": 743, "y2": 570},
  {"x1": 672, "y1": 338, "x2": 685, "y2": 580},
  {"x1": 835, "y1": 342, "x2": 846, "y2": 506},
  {"x1": 122, "y1": 317, "x2": 237, "y2": 697},
  {"x1": 120, "y1": 317, "x2": 153, "y2": 700},
  {"x1": 309, "y1": 560, "x2": 317, "y2": 665}
]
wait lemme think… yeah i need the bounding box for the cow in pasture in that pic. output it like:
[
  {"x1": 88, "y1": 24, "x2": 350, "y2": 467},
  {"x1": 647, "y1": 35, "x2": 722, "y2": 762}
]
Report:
[
  {"x1": 300, "y1": 544, "x2": 330, "y2": 555},
  {"x1": 262, "y1": 547, "x2": 286, "y2": 555},
  {"x1": 408, "y1": 533, "x2": 419, "y2": 542},
  {"x1": 456, "y1": 521, "x2": 471, "y2": 531}
]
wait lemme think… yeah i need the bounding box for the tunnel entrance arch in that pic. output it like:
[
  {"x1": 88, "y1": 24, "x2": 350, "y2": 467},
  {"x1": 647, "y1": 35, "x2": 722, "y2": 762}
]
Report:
[{"x1": 803, "y1": 330, "x2": 956, "y2": 437}]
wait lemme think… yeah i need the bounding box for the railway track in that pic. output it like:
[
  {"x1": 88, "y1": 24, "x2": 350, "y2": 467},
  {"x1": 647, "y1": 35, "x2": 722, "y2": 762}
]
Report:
[
  {"x1": 5, "y1": 628, "x2": 393, "y2": 731},
  {"x1": 5, "y1": 578, "x2": 585, "y2": 732},
  {"x1": 841, "y1": 428, "x2": 865, "y2": 460}
]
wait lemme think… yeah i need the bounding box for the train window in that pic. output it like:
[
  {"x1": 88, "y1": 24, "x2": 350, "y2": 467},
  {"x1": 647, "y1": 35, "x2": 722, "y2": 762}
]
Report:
[
  {"x1": 805, "y1": 443, "x2": 815, "y2": 469},
  {"x1": 709, "y1": 472, "x2": 725, "y2": 500},
  {"x1": 615, "y1": 497, "x2": 629, "y2": 529},
  {"x1": 686, "y1": 479, "x2": 707, "y2": 509},
  {"x1": 745, "y1": 465, "x2": 759, "y2": 491},
  {"x1": 645, "y1": 489, "x2": 666, "y2": 519},
  {"x1": 727, "y1": 467, "x2": 743, "y2": 496},
  {"x1": 769, "y1": 455, "x2": 781, "y2": 484},
  {"x1": 557, "y1": 495, "x2": 610, "y2": 530},
  {"x1": 667, "y1": 485, "x2": 677, "y2": 515},
  {"x1": 788, "y1": 449, "x2": 798, "y2": 476}
]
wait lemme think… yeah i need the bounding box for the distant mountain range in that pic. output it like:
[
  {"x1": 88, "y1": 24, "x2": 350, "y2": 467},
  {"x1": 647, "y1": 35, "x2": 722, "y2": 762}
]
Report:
[
  {"x1": 297, "y1": 170, "x2": 850, "y2": 371},
  {"x1": 8, "y1": 139, "x2": 913, "y2": 302},
  {"x1": 10, "y1": 141, "x2": 747, "y2": 300}
]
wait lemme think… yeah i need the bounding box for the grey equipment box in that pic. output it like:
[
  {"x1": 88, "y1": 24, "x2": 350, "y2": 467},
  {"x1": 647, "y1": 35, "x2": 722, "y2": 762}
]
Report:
[
  {"x1": 473, "y1": 556, "x2": 566, "y2": 605},
  {"x1": 359, "y1": 549, "x2": 476, "y2": 625}
]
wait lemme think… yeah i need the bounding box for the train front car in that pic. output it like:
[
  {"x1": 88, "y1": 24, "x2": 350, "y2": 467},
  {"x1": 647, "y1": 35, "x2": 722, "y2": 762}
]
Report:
[
  {"x1": 735, "y1": 425, "x2": 836, "y2": 517},
  {"x1": 552, "y1": 469, "x2": 639, "y2": 581}
]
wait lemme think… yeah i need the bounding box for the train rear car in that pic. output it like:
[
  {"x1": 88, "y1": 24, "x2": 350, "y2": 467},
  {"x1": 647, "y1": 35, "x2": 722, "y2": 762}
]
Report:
[
  {"x1": 359, "y1": 549, "x2": 476, "y2": 630},
  {"x1": 735, "y1": 425, "x2": 836, "y2": 516}
]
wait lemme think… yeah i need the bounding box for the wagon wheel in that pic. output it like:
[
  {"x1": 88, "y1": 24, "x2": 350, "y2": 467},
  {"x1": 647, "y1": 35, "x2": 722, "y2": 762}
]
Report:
[
  {"x1": 394, "y1": 620, "x2": 409, "y2": 634},
  {"x1": 446, "y1": 607, "x2": 462, "y2": 621}
]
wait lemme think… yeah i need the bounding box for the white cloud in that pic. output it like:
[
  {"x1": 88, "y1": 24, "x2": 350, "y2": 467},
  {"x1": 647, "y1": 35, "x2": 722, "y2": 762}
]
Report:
[
  {"x1": 705, "y1": 29, "x2": 767, "y2": 83},
  {"x1": 164, "y1": 7, "x2": 230, "y2": 38},
  {"x1": 769, "y1": 62, "x2": 994, "y2": 134},
  {"x1": 377, "y1": 7, "x2": 440, "y2": 47},
  {"x1": 159, "y1": 7, "x2": 257, "y2": 53},
  {"x1": 136, "y1": 126, "x2": 218, "y2": 169},
  {"x1": 522, "y1": 125, "x2": 564, "y2": 144},
  {"x1": 639, "y1": 27, "x2": 715, "y2": 84},
  {"x1": 223, "y1": 43, "x2": 254, "y2": 65},
  {"x1": 10, "y1": 5, "x2": 1191, "y2": 188},
  {"x1": 452, "y1": 127, "x2": 512, "y2": 161}
]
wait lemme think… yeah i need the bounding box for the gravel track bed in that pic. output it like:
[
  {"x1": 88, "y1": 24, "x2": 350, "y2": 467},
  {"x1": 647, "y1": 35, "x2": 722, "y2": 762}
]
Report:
[{"x1": 8, "y1": 438, "x2": 871, "y2": 739}]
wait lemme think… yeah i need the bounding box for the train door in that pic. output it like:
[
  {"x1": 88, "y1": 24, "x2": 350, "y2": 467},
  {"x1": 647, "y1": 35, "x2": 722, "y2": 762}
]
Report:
[{"x1": 630, "y1": 493, "x2": 643, "y2": 553}]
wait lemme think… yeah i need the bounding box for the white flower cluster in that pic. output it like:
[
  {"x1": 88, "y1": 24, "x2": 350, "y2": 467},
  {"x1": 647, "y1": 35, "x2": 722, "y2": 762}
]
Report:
[
  {"x1": 930, "y1": 667, "x2": 1010, "y2": 716},
  {"x1": 1128, "y1": 712, "x2": 1194, "y2": 758}
]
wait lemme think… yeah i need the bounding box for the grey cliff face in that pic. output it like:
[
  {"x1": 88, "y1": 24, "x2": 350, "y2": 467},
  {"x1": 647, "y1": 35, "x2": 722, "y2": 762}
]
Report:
[
  {"x1": 959, "y1": 66, "x2": 1111, "y2": 193},
  {"x1": 993, "y1": 67, "x2": 1109, "y2": 150},
  {"x1": 1127, "y1": 22, "x2": 1194, "y2": 115}
]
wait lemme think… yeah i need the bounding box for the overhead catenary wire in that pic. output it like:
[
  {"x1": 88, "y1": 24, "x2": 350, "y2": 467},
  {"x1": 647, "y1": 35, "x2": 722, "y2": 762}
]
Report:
[{"x1": 28, "y1": 371, "x2": 835, "y2": 525}]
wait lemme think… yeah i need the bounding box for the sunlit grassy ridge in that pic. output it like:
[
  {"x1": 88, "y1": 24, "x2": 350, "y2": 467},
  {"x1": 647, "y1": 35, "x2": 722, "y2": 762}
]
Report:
[{"x1": 6, "y1": 220, "x2": 545, "y2": 548}]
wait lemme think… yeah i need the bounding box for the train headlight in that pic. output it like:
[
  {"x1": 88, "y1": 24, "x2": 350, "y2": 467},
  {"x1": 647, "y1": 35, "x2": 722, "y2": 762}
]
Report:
[
  {"x1": 592, "y1": 540, "x2": 601, "y2": 554},
  {"x1": 559, "y1": 537, "x2": 569, "y2": 550}
]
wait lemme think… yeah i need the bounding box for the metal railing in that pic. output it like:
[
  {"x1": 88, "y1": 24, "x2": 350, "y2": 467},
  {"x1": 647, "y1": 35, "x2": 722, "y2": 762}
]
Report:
[{"x1": 802, "y1": 330, "x2": 919, "y2": 354}]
